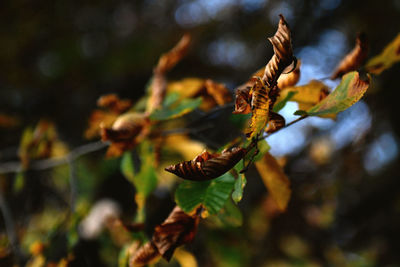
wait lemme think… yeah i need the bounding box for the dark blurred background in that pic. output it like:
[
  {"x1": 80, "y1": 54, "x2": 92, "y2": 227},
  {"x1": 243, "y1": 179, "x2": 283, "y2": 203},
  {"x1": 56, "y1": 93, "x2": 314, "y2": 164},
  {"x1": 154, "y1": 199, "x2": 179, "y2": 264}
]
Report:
[{"x1": 1, "y1": 0, "x2": 400, "y2": 266}]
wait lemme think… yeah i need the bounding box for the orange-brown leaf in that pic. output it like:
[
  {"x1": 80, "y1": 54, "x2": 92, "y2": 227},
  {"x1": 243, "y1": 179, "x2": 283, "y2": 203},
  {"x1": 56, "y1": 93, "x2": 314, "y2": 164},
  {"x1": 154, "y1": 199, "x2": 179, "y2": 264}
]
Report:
[
  {"x1": 165, "y1": 147, "x2": 246, "y2": 181},
  {"x1": 331, "y1": 33, "x2": 368, "y2": 80},
  {"x1": 97, "y1": 94, "x2": 133, "y2": 114},
  {"x1": 147, "y1": 34, "x2": 191, "y2": 113},
  {"x1": 255, "y1": 152, "x2": 291, "y2": 211},
  {"x1": 277, "y1": 60, "x2": 301, "y2": 89},
  {"x1": 101, "y1": 113, "x2": 150, "y2": 157},
  {"x1": 265, "y1": 112, "x2": 286, "y2": 133},
  {"x1": 263, "y1": 14, "x2": 295, "y2": 88},
  {"x1": 130, "y1": 242, "x2": 160, "y2": 267},
  {"x1": 152, "y1": 206, "x2": 200, "y2": 261},
  {"x1": 233, "y1": 85, "x2": 252, "y2": 114},
  {"x1": 0, "y1": 113, "x2": 20, "y2": 128},
  {"x1": 246, "y1": 78, "x2": 270, "y2": 138},
  {"x1": 204, "y1": 79, "x2": 232, "y2": 106}
]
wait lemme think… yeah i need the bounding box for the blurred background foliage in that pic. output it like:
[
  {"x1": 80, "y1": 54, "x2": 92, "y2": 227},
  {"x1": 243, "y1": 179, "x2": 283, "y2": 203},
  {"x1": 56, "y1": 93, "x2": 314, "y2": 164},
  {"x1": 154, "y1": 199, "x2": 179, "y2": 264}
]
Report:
[{"x1": 1, "y1": 0, "x2": 400, "y2": 266}]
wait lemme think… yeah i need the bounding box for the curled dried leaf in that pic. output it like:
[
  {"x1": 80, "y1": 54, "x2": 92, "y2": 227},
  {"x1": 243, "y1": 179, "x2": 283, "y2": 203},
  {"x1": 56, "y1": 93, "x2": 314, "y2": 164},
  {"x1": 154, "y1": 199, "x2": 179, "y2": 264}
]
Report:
[
  {"x1": 156, "y1": 34, "x2": 191, "y2": 74},
  {"x1": 97, "y1": 94, "x2": 133, "y2": 114},
  {"x1": 204, "y1": 79, "x2": 232, "y2": 106},
  {"x1": 165, "y1": 147, "x2": 246, "y2": 181},
  {"x1": 331, "y1": 33, "x2": 368, "y2": 80},
  {"x1": 152, "y1": 206, "x2": 200, "y2": 261},
  {"x1": 129, "y1": 206, "x2": 200, "y2": 266},
  {"x1": 277, "y1": 60, "x2": 301, "y2": 89},
  {"x1": 233, "y1": 85, "x2": 252, "y2": 114},
  {"x1": 263, "y1": 14, "x2": 295, "y2": 88},
  {"x1": 247, "y1": 77, "x2": 270, "y2": 138},
  {"x1": 265, "y1": 112, "x2": 286, "y2": 133},
  {"x1": 101, "y1": 112, "x2": 150, "y2": 157},
  {"x1": 130, "y1": 242, "x2": 160, "y2": 267},
  {"x1": 147, "y1": 34, "x2": 192, "y2": 113}
]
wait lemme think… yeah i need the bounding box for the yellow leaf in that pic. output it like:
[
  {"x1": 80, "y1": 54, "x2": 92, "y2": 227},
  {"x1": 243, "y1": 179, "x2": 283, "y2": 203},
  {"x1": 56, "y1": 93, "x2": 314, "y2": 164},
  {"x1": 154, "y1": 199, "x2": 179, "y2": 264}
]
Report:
[
  {"x1": 174, "y1": 248, "x2": 198, "y2": 267},
  {"x1": 284, "y1": 80, "x2": 329, "y2": 105},
  {"x1": 164, "y1": 134, "x2": 205, "y2": 160},
  {"x1": 246, "y1": 78, "x2": 270, "y2": 139},
  {"x1": 255, "y1": 152, "x2": 291, "y2": 211},
  {"x1": 167, "y1": 78, "x2": 205, "y2": 99},
  {"x1": 366, "y1": 33, "x2": 400, "y2": 74}
]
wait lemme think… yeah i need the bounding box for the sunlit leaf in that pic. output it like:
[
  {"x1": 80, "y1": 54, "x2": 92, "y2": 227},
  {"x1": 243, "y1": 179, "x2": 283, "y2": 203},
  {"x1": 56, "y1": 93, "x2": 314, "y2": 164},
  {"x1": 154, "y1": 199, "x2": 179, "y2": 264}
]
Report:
[
  {"x1": 366, "y1": 33, "x2": 400, "y2": 74},
  {"x1": 255, "y1": 152, "x2": 291, "y2": 211},
  {"x1": 265, "y1": 112, "x2": 286, "y2": 133},
  {"x1": 277, "y1": 60, "x2": 301, "y2": 89},
  {"x1": 97, "y1": 94, "x2": 133, "y2": 114},
  {"x1": 246, "y1": 78, "x2": 270, "y2": 139},
  {"x1": 297, "y1": 72, "x2": 370, "y2": 116},
  {"x1": 174, "y1": 248, "x2": 198, "y2": 267},
  {"x1": 150, "y1": 93, "x2": 202, "y2": 121},
  {"x1": 331, "y1": 33, "x2": 368, "y2": 79},
  {"x1": 163, "y1": 134, "x2": 205, "y2": 160},
  {"x1": 175, "y1": 173, "x2": 236, "y2": 215}
]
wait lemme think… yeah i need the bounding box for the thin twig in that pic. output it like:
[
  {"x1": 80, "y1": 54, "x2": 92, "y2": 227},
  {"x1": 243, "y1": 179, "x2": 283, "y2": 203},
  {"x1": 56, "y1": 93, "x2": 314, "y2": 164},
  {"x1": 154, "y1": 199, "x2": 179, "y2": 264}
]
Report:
[
  {"x1": 257, "y1": 115, "x2": 308, "y2": 142},
  {"x1": 0, "y1": 141, "x2": 108, "y2": 175}
]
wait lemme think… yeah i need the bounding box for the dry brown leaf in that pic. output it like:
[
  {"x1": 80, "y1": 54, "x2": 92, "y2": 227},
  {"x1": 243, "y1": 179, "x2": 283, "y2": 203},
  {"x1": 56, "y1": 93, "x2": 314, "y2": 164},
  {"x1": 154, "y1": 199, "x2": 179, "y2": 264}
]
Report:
[
  {"x1": 101, "y1": 112, "x2": 150, "y2": 157},
  {"x1": 97, "y1": 94, "x2": 133, "y2": 114},
  {"x1": 156, "y1": 34, "x2": 191, "y2": 74},
  {"x1": 130, "y1": 206, "x2": 200, "y2": 266},
  {"x1": 204, "y1": 79, "x2": 232, "y2": 106},
  {"x1": 152, "y1": 206, "x2": 200, "y2": 261},
  {"x1": 147, "y1": 34, "x2": 192, "y2": 113},
  {"x1": 265, "y1": 112, "x2": 286, "y2": 133},
  {"x1": 165, "y1": 147, "x2": 246, "y2": 181},
  {"x1": 263, "y1": 14, "x2": 295, "y2": 88},
  {"x1": 255, "y1": 152, "x2": 291, "y2": 211},
  {"x1": 331, "y1": 33, "x2": 368, "y2": 80},
  {"x1": 233, "y1": 85, "x2": 252, "y2": 114},
  {"x1": 277, "y1": 60, "x2": 301, "y2": 89},
  {"x1": 85, "y1": 110, "x2": 118, "y2": 139},
  {"x1": 130, "y1": 242, "x2": 161, "y2": 267}
]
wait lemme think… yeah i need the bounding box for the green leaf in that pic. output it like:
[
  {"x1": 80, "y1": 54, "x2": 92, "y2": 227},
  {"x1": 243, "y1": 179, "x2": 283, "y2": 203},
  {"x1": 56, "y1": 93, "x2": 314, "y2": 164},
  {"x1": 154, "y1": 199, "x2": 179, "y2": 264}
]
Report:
[
  {"x1": 175, "y1": 173, "x2": 236, "y2": 215},
  {"x1": 150, "y1": 92, "x2": 202, "y2": 121},
  {"x1": 211, "y1": 199, "x2": 243, "y2": 227},
  {"x1": 13, "y1": 172, "x2": 25, "y2": 193},
  {"x1": 120, "y1": 146, "x2": 157, "y2": 197},
  {"x1": 366, "y1": 33, "x2": 400, "y2": 75},
  {"x1": 273, "y1": 91, "x2": 297, "y2": 112},
  {"x1": 296, "y1": 72, "x2": 369, "y2": 116},
  {"x1": 253, "y1": 139, "x2": 271, "y2": 162},
  {"x1": 232, "y1": 172, "x2": 246, "y2": 203}
]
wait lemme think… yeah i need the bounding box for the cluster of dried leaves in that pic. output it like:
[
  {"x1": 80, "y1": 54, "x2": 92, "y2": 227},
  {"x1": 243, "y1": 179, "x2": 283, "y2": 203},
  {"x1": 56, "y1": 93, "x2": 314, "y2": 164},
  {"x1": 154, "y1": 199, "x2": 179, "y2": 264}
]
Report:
[{"x1": 77, "y1": 14, "x2": 400, "y2": 266}]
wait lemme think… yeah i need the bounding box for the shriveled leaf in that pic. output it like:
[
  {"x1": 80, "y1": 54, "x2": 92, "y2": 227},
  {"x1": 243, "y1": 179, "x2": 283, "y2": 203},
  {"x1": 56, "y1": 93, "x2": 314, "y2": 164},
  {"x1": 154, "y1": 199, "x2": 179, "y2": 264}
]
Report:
[
  {"x1": 204, "y1": 79, "x2": 232, "y2": 106},
  {"x1": 299, "y1": 71, "x2": 370, "y2": 116},
  {"x1": 246, "y1": 78, "x2": 270, "y2": 139},
  {"x1": 331, "y1": 33, "x2": 368, "y2": 79},
  {"x1": 277, "y1": 60, "x2": 301, "y2": 89},
  {"x1": 152, "y1": 206, "x2": 200, "y2": 261},
  {"x1": 233, "y1": 85, "x2": 252, "y2": 115},
  {"x1": 265, "y1": 112, "x2": 286, "y2": 133},
  {"x1": 165, "y1": 147, "x2": 246, "y2": 181},
  {"x1": 147, "y1": 34, "x2": 192, "y2": 113},
  {"x1": 130, "y1": 242, "x2": 161, "y2": 267},
  {"x1": 255, "y1": 152, "x2": 291, "y2": 211},
  {"x1": 150, "y1": 94, "x2": 202, "y2": 121},
  {"x1": 366, "y1": 33, "x2": 400, "y2": 74},
  {"x1": 97, "y1": 94, "x2": 133, "y2": 114},
  {"x1": 263, "y1": 14, "x2": 295, "y2": 87},
  {"x1": 101, "y1": 112, "x2": 150, "y2": 157},
  {"x1": 85, "y1": 110, "x2": 118, "y2": 139},
  {"x1": 175, "y1": 173, "x2": 236, "y2": 215},
  {"x1": 156, "y1": 34, "x2": 191, "y2": 74}
]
